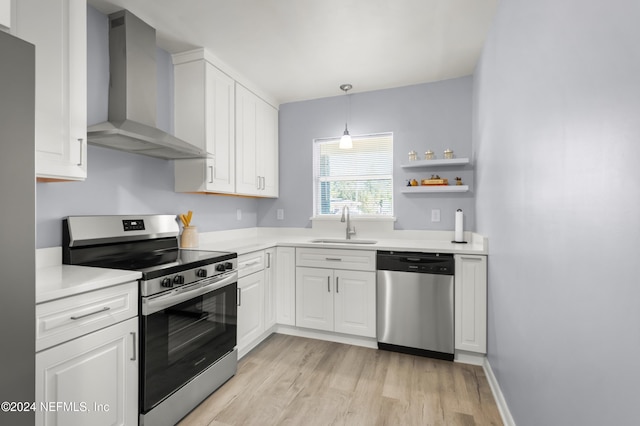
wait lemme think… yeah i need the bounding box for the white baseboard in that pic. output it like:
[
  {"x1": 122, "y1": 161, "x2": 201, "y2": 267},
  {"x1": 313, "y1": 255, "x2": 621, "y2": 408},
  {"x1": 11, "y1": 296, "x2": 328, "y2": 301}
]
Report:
[{"x1": 483, "y1": 357, "x2": 516, "y2": 426}]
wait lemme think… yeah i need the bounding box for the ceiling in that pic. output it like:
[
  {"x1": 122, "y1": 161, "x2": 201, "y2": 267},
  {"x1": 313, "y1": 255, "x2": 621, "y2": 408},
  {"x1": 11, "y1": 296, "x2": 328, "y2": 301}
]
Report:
[{"x1": 87, "y1": 0, "x2": 499, "y2": 105}]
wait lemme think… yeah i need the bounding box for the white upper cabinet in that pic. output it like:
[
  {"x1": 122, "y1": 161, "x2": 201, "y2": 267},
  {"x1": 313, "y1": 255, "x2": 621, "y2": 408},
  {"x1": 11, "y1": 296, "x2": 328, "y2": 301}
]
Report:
[
  {"x1": 174, "y1": 56, "x2": 236, "y2": 193},
  {"x1": 13, "y1": 0, "x2": 87, "y2": 181},
  {"x1": 235, "y1": 83, "x2": 279, "y2": 198}
]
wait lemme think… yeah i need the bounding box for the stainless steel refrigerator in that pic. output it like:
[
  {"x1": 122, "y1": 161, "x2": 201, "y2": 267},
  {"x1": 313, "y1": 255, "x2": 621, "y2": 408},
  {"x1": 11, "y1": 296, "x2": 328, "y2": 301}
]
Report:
[{"x1": 0, "y1": 30, "x2": 35, "y2": 426}]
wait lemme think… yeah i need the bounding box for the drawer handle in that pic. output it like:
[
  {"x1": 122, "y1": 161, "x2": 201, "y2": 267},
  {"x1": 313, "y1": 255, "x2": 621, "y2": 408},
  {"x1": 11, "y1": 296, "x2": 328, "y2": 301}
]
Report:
[
  {"x1": 327, "y1": 276, "x2": 331, "y2": 293},
  {"x1": 243, "y1": 260, "x2": 260, "y2": 267},
  {"x1": 70, "y1": 306, "x2": 110, "y2": 320},
  {"x1": 130, "y1": 332, "x2": 137, "y2": 361},
  {"x1": 325, "y1": 257, "x2": 342, "y2": 262}
]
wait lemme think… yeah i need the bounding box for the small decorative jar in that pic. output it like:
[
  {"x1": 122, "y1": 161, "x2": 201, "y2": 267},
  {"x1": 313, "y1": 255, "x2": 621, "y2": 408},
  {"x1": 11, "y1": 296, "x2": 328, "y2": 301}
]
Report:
[
  {"x1": 425, "y1": 150, "x2": 435, "y2": 160},
  {"x1": 181, "y1": 226, "x2": 199, "y2": 248},
  {"x1": 408, "y1": 151, "x2": 418, "y2": 161},
  {"x1": 444, "y1": 149, "x2": 454, "y2": 159}
]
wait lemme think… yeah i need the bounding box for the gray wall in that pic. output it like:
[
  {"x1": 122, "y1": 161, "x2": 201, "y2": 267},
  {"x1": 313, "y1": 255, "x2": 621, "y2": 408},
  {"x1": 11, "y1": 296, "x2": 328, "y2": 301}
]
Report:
[
  {"x1": 259, "y1": 78, "x2": 475, "y2": 230},
  {"x1": 474, "y1": 0, "x2": 640, "y2": 425},
  {"x1": 36, "y1": 6, "x2": 258, "y2": 248}
]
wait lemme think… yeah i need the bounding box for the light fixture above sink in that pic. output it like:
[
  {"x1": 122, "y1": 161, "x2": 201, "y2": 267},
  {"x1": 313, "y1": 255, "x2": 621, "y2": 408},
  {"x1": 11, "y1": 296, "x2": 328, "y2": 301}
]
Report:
[{"x1": 309, "y1": 238, "x2": 377, "y2": 245}]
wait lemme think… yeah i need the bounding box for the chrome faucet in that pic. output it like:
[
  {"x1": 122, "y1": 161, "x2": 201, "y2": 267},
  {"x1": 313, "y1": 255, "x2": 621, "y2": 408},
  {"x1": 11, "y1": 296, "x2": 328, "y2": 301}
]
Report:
[{"x1": 340, "y1": 206, "x2": 356, "y2": 239}]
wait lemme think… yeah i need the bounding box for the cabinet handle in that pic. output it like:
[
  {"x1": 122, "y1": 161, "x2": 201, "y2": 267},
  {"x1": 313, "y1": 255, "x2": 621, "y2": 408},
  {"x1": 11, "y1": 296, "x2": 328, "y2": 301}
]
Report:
[
  {"x1": 208, "y1": 166, "x2": 214, "y2": 183},
  {"x1": 237, "y1": 288, "x2": 241, "y2": 306},
  {"x1": 70, "y1": 306, "x2": 110, "y2": 320},
  {"x1": 336, "y1": 277, "x2": 339, "y2": 293},
  {"x1": 77, "y1": 138, "x2": 83, "y2": 166},
  {"x1": 325, "y1": 257, "x2": 342, "y2": 262},
  {"x1": 261, "y1": 176, "x2": 266, "y2": 190},
  {"x1": 327, "y1": 276, "x2": 331, "y2": 292},
  {"x1": 256, "y1": 176, "x2": 261, "y2": 190},
  {"x1": 130, "y1": 332, "x2": 137, "y2": 361},
  {"x1": 266, "y1": 252, "x2": 271, "y2": 268}
]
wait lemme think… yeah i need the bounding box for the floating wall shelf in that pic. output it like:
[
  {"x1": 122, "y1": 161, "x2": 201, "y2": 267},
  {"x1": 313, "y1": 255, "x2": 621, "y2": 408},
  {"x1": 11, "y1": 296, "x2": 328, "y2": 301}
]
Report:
[
  {"x1": 401, "y1": 158, "x2": 471, "y2": 168},
  {"x1": 401, "y1": 185, "x2": 469, "y2": 194}
]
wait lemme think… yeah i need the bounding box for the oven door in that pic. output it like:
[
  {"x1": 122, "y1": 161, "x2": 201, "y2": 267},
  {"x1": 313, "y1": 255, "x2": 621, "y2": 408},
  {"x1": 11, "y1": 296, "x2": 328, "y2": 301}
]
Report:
[{"x1": 140, "y1": 271, "x2": 237, "y2": 413}]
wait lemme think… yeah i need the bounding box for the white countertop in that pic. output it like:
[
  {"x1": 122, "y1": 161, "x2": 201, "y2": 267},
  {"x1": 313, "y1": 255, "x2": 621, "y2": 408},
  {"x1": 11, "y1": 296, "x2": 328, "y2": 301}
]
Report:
[
  {"x1": 196, "y1": 227, "x2": 488, "y2": 256},
  {"x1": 36, "y1": 226, "x2": 486, "y2": 303},
  {"x1": 36, "y1": 248, "x2": 141, "y2": 304}
]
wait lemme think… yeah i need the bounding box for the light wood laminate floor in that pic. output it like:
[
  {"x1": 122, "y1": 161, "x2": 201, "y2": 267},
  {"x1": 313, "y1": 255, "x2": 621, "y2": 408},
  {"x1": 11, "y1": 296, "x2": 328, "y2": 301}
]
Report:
[{"x1": 179, "y1": 334, "x2": 503, "y2": 426}]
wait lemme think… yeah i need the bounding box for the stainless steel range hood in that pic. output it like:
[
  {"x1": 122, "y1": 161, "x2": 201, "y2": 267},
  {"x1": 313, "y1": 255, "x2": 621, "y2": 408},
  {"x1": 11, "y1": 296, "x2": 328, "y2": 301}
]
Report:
[{"x1": 87, "y1": 10, "x2": 206, "y2": 159}]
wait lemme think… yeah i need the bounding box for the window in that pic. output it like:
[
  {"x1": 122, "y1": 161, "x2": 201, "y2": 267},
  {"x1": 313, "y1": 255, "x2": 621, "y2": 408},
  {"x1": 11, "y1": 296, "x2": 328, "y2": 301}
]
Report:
[{"x1": 313, "y1": 133, "x2": 393, "y2": 217}]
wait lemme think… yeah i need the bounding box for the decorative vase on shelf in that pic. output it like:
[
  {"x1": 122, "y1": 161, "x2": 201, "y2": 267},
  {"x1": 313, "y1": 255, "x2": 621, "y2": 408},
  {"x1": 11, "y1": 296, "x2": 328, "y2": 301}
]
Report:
[{"x1": 181, "y1": 226, "x2": 199, "y2": 248}]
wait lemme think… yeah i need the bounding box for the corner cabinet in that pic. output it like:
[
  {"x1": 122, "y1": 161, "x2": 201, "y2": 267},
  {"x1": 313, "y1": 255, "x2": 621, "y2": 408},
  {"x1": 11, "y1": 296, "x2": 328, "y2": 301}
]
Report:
[
  {"x1": 13, "y1": 0, "x2": 87, "y2": 181},
  {"x1": 275, "y1": 246, "x2": 296, "y2": 326},
  {"x1": 235, "y1": 83, "x2": 279, "y2": 197},
  {"x1": 454, "y1": 254, "x2": 487, "y2": 353},
  {"x1": 173, "y1": 56, "x2": 236, "y2": 194}
]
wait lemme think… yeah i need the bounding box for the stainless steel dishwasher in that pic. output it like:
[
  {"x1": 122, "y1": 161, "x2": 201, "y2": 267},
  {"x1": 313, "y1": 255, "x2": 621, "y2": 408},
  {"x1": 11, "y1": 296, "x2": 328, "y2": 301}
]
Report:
[{"x1": 376, "y1": 251, "x2": 454, "y2": 361}]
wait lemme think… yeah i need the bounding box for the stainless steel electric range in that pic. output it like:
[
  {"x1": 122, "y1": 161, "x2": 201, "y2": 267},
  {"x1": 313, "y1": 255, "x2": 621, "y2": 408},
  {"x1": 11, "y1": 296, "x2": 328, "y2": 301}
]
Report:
[{"x1": 62, "y1": 215, "x2": 238, "y2": 426}]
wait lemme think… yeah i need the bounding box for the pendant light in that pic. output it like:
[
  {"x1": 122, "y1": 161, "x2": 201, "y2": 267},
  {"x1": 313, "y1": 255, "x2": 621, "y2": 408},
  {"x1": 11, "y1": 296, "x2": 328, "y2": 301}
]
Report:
[{"x1": 339, "y1": 83, "x2": 353, "y2": 149}]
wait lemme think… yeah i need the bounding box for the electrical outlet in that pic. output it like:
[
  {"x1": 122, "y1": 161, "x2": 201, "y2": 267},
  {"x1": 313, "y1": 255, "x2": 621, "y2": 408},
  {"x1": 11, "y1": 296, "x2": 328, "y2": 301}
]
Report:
[
  {"x1": 277, "y1": 209, "x2": 284, "y2": 220},
  {"x1": 236, "y1": 209, "x2": 242, "y2": 221},
  {"x1": 431, "y1": 209, "x2": 441, "y2": 222}
]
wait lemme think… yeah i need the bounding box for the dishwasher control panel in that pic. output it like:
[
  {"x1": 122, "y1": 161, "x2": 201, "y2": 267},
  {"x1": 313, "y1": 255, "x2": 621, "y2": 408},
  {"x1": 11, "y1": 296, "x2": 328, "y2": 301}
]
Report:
[{"x1": 376, "y1": 251, "x2": 454, "y2": 275}]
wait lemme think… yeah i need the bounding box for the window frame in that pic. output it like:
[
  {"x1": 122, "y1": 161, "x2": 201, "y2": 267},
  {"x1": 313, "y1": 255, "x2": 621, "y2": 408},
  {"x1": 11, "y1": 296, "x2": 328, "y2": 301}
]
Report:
[{"x1": 312, "y1": 132, "x2": 394, "y2": 218}]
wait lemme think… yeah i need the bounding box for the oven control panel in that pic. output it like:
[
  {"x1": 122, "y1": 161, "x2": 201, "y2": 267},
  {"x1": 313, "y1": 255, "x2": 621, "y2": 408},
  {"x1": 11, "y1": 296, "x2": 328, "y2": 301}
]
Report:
[
  {"x1": 122, "y1": 219, "x2": 145, "y2": 231},
  {"x1": 141, "y1": 258, "x2": 237, "y2": 297}
]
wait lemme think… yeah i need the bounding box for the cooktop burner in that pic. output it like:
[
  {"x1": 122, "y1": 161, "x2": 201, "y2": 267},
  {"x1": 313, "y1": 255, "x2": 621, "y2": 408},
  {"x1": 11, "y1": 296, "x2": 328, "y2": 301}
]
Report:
[{"x1": 62, "y1": 215, "x2": 237, "y2": 281}]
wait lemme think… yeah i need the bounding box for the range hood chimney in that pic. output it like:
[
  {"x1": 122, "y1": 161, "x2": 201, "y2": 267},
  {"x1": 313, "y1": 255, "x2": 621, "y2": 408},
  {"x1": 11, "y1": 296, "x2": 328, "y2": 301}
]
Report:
[{"x1": 87, "y1": 10, "x2": 206, "y2": 159}]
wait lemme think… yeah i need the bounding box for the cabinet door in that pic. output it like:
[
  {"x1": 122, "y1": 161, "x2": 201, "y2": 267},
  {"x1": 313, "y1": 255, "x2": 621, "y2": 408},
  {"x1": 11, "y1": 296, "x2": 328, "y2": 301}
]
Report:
[
  {"x1": 204, "y1": 62, "x2": 235, "y2": 191},
  {"x1": 334, "y1": 270, "x2": 376, "y2": 338},
  {"x1": 174, "y1": 60, "x2": 235, "y2": 193},
  {"x1": 295, "y1": 267, "x2": 333, "y2": 332},
  {"x1": 237, "y1": 270, "x2": 265, "y2": 351},
  {"x1": 35, "y1": 317, "x2": 138, "y2": 426},
  {"x1": 275, "y1": 247, "x2": 296, "y2": 325},
  {"x1": 256, "y1": 99, "x2": 278, "y2": 197},
  {"x1": 13, "y1": 0, "x2": 87, "y2": 181},
  {"x1": 454, "y1": 255, "x2": 487, "y2": 353},
  {"x1": 264, "y1": 248, "x2": 277, "y2": 329},
  {"x1": 235, "y1": 83, "x2": 259, "y2": 195}
]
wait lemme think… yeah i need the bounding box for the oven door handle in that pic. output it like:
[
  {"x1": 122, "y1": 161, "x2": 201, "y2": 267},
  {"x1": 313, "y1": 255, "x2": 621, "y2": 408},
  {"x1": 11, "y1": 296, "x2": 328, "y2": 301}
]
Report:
[{"x1": 142, "y1": 271, "x2": 238, "y2": 316}]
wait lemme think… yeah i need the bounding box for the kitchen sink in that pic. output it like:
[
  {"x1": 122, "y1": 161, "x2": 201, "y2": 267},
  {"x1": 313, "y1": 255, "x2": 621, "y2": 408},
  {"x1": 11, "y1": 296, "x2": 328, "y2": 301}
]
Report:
[{"x1": 309, "y1": 238, "x2": 378, "y2": 245}]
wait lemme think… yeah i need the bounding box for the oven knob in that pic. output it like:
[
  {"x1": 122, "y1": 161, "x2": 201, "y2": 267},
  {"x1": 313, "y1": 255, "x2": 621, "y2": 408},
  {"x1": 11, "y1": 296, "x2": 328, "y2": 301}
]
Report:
[
  {"x1": 173, "y1": 275, "x2": 185, "y2": 285},
  {"x1": 161, "y1": 277, "x2": 172, "y2": 288},
  {"x1": 225, "y1": 262, "x2": 233, "y2": 270},
  {"x1": 196, "y1": 269, "x2": 207, "y2": 278},
  {"x1": 215, "y1": 264, "x2": 226, "y2": 272}
]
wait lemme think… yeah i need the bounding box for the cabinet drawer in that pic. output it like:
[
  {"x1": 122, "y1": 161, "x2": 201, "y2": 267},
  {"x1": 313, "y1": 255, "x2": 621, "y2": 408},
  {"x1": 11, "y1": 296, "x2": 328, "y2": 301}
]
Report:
[
  {"x1": 36, "y1": 282, "x2": 138, "y2": 352},
  {"x1": 238, "y1": 250, "x2": 265, "y2": 278},
  {"x1": 296, "y1": 248, "x2": 376, "y2": 271}
]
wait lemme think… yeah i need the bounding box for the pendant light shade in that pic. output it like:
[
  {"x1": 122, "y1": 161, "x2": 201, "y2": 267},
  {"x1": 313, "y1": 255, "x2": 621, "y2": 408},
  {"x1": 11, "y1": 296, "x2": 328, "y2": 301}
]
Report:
[{"x1": 339, "y1": 84, "x2": 353, "y2": 149}]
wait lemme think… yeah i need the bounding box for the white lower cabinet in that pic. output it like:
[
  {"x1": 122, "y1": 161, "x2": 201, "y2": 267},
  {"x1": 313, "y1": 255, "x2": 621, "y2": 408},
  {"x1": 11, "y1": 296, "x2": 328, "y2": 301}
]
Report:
[
  {"x1": 295, "y1": 267, "x2": 376, "y2": 338},
  {"x1": 35, "y1": 317, "x2": 138, "y2": 426},
  {"x1": 237, "y1": 251, "x2": 266, "y2": 355},
  {"x1": 264, "y1": 248, "x2": 277, "y2": 329},
  {"x1": 275, "y1": 246, "x2": 296, "y2": 326},
  {"x1": 454, "y1": 254, "x2": 487, "y2": 353}
]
